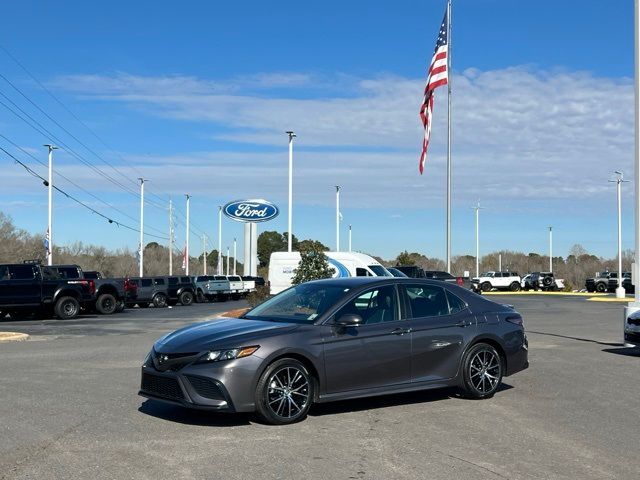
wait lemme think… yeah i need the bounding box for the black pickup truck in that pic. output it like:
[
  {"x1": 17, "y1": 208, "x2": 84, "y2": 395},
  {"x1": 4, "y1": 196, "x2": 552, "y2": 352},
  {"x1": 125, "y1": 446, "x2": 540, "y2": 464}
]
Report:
[
  {"x1": 50, "y1": 265, "x2": 138, "y2": 314},
  {"x1": 393, "y1": 266, "x2": 476, "y2": 292},
  {"x1": 0, "y1": 263, "x2": 94, "y2": 319}
]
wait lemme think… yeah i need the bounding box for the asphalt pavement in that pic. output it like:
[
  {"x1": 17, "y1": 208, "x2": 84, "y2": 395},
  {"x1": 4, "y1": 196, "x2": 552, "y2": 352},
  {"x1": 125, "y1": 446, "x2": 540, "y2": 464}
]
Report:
[{"x1": 0, "y1": 296, "x2": 639, "y2": 480}]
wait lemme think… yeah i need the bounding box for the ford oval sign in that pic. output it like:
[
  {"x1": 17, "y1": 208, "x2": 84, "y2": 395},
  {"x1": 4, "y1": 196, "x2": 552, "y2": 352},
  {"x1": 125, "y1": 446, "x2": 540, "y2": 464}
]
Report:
[{"x1": 223, "y1": 199, "x2": 279, "y2": 223}]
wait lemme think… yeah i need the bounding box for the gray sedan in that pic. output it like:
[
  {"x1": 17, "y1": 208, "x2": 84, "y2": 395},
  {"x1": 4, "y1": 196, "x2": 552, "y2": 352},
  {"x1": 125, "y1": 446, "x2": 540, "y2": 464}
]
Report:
[{"x1": 139, "y1": 277, "x2": 528, "y2": 425}]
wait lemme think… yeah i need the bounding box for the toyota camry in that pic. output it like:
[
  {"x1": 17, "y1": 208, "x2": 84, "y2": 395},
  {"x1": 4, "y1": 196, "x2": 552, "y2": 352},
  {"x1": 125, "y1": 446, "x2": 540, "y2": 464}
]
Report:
[{"x1": 139, "y1": 277, "x2": 528, "y2": 425}]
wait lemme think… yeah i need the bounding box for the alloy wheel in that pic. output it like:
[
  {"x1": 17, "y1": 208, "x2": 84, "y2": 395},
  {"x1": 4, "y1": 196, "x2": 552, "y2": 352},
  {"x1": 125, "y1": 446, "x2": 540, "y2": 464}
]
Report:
[
  {"x1": 266, "y1": 366, "x2": 310, "y2": 420},
  {"x1": 469, "y1": 349, "x2": 501, "y2": 394}
]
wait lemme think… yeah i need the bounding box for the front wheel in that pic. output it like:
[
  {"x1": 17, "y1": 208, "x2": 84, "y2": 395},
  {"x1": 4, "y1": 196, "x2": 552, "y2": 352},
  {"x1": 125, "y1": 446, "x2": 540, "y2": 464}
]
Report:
[
  {"x1": 596, "y1": 283, "x2": 606, "y2": 293},
  {"x1": 481, "y1": 282, "x2": 492, "y2": 292},
  {"x1": 196, "y1": 290, "x2": 206, "y2": 303},
  {"x1": 179, "y1": 291, "x2": 193, "y2": 306},
  {"x1": 255, "y1": 358, "x2": 314, "y2": 425},
  {"x1": 509, "y1": 282, "x2": 521, "y2": 292},
  {"x1": 54, "y1": 296, "x2": 80, "y2": 320},
  {"x1": 460, "y1": 343, "x2": 503, "y2": 399}
]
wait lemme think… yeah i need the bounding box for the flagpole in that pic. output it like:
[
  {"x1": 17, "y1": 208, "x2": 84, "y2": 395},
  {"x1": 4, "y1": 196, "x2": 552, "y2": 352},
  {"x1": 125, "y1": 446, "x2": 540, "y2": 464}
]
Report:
[{"x1": 446, "y1": 0, "x2": 452, "y2": 273}]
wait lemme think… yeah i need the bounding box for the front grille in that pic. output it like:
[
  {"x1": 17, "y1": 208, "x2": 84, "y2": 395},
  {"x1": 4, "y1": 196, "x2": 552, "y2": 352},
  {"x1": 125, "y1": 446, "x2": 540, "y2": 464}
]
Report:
[
  {"x1": 141, "y1": 373, "x2": 184, "y2": 400},
  {"x1": 185, "y1": 375, "x2": 226, "y2": 400},
  {"x1": 153, "y1": 350, "x2": 198, "y2": 372}
]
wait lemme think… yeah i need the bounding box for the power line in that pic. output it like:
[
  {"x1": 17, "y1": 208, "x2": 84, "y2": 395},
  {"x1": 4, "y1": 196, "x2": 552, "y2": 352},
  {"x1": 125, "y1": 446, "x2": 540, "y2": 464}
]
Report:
[
  {"x1": 0, "y1": 44, "x2": 170, "y2": 209},
  {"x1": 1, "y1": 146, "x2": 169, "y2": 241}
]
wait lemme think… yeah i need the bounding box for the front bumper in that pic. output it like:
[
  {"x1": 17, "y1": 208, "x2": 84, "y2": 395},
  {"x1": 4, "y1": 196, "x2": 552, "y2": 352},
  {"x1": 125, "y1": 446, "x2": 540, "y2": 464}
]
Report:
[{"x1": 138, "y1": 354, "x2": 264, "y2": 412}]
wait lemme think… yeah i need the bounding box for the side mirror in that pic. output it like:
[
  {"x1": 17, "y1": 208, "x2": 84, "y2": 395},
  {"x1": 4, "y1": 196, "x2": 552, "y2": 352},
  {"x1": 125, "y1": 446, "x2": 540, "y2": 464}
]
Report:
[{"x1": 335, "y1": 314, "x2": 363, "y2": 327}]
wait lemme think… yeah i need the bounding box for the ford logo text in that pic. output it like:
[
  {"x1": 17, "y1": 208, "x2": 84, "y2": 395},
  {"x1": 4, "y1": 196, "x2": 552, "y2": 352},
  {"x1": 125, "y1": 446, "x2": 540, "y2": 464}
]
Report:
[{"x1": 223, "y1": 199, "x2": 279, "y2": 223}]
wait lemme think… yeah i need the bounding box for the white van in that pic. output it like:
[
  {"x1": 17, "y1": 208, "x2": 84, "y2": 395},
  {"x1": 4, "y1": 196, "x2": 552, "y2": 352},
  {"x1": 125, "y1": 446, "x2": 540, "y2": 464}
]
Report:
[{"x1": 268, "y1": 251, "x2": 392, "y2": 295}]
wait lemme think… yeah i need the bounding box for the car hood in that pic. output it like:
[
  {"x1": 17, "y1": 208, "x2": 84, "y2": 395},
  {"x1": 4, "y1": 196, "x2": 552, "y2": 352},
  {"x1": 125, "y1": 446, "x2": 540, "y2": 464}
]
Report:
[{"x1": 154, "y1": 317, "x2": 297, "y2": 353}]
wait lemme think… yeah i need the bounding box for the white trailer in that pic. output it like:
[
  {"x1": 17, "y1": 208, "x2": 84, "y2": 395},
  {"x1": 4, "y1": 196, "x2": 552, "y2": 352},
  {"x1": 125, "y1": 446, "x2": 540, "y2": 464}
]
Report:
[{"x1": 268, "y1": 251, "x2": 392, "y2": 295}]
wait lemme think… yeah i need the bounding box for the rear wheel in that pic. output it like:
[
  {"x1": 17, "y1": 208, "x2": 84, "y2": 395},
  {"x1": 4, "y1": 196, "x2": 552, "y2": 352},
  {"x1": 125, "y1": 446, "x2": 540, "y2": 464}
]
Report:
[
  {"x1": 481, "y1": 282, "x2": 492, "y2": 292},
  {"x1": 461, "y1": 343, "x2": 503, "y2": 399},
  {"x1": 153, "y1": 293, "x2": 168, "y2": 308},
  {"x1": 179, "y1": 291, "x2": 193, "y2": 306},
  {"x1": 255, "y1": 358, "x2": 313, "y2": 425},
  {"x1": 54, "y1": 296, "x2": 80, "y2": 320},
  {"x1": 196, "y1": 290, "x2": 206, "y2": 303},
  {"x1": 509, "y1": 282, "x2": 521, "y2": 292},
  {"x1": 96, "y1": 293, "x2": 117, "y2": 315}
]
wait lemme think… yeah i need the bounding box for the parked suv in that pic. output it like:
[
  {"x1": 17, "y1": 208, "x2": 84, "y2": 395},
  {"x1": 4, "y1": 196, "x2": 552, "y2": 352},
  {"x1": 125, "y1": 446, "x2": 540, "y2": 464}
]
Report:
[
  {"x1": 522, "y1": 272, "x2": 564, "y2": 291},
  {"x1": 0, "y1": 263, "x2": 94, "y2": 319},
  {"x1": 423, "y1": 270, "x2": 474, "y2": 291},
  {"x1": 127, "y1": 277, "x2": 169, "y2": 308},
  {"x1": 608, "y1": 272, "x2": 634, "y2": 294},
  {"x1": 586, "y1": 271, "x2": 613, "y2": 293},
  {"x1": 472, "y1": 271, "x2": 521, "y2": 292},
  {"x1": 392, "y1": 266, "x2": 425, "y2": 278},
  {"x1": 163, "y1": 276, "x2": 196, "y2": 306}
]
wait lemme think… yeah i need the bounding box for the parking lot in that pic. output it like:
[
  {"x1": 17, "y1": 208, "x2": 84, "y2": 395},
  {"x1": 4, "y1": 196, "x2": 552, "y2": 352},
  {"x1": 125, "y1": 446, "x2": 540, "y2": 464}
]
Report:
[{"x1": 0, "y1": 295, "x2": 638, "y2": 480}]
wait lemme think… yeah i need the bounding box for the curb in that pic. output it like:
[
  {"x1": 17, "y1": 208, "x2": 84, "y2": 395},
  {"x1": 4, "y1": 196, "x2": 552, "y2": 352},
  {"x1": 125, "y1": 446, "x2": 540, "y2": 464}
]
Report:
[
  {"x1": 484, "y1": 291, "x2": 607, "y2": 297},
  {"x1": 586, "y1": 297, "x2": 632, "y2": 303},
  {"x1": 0, "y1": 332, "x2": 29, "y2": 343}
]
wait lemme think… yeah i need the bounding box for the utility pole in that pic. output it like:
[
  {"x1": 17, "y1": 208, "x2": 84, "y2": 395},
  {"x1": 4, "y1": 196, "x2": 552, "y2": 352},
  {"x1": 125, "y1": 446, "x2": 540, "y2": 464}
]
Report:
[
  {"x1": 138, "y1": 178, "x2": 145, "y2": 277},
  {"x1": 185, "y1": 194, "x2": 190, "y2": 276},
  {"x1": 472, "y1": 202, "x2": 483, "y2": 278},
  {"x1": 349, "y1": 225, "x2": 352, "y2": 253},
  {"x1": 218, "y1": 206, "x2": 223, "y2": 275},
  {"x1": 44, "y1": 144, "x2": 58, "y2": 266},
  {"x1": 286, "y1": 131, "x2": 296, "y2": 252},
  {"x1": 611, "y1": 171, "x2": 629, "y2": 298},
  {"x1": 233, "y1": 238, "x2": 237, "y2": 275},
  {"x1": 548, "y1": 226, "x2": 553, "y2": 273},
  {"x1": 226, "y1": 247, "x2": 230, "y2": 275},
  {"x1": 335, "y1": 185, "x2": 341, "y2": 251},
  {"x1": 169, "y1": 198, "x2": 173, "y2": 275},
  {"x1": 203, "y1": 234, "x2": 207, "y2": 276}
]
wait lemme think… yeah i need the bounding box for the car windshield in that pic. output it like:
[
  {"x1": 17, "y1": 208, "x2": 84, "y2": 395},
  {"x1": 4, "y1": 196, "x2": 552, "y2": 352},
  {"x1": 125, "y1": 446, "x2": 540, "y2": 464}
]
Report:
[
  {"x1": 369, "y1": 265, "x2": 392, "y2": 277},
  {"x1": 244, "y1": 283, "x2": 350, "y2": 323}
]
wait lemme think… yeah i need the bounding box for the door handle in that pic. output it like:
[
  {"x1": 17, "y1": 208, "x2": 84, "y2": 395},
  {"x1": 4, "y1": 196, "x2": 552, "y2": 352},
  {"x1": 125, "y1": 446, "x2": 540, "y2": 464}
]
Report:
[
  {"x1": 391, "y1": 327, "x2": 411, "y2": 335},
  {"x1": 455, "y1": 320, "x2": 470, "y2": 328}
]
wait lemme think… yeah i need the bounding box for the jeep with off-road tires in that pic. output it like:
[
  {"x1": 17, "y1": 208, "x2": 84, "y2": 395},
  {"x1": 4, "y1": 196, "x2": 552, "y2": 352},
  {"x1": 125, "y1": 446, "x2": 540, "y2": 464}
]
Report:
[
  {"x1": 585, "y1": 271, "x2": 613, "y2": 293},
  {"x1": 522, "y1": 272, "x2": 565, "y2": 291},
  {"x1": 163, "y1": 276, "x2": 196, "y2": 306},
  {"x1": 126, "y1": 277, "x2": 169, "y2": 308},
  {"x1": 472, "y1": 271, "x2": 522, "y2": 292},
  {"x1": 0, "y1": 263, "x2": 94, "y2": 320}
]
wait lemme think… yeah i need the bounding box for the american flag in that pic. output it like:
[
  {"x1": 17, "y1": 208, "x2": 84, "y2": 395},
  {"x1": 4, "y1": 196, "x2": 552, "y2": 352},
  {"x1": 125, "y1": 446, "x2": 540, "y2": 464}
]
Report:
[{"x1": 419, "y1": 7, "x2": 449, "y2": 174}]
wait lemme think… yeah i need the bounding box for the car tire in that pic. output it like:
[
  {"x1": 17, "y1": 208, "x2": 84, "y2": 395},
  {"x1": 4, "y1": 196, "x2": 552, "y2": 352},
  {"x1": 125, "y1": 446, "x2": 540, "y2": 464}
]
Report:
[
  {"x1": 460, "y1": 343, "x2": 503, "y2": 399},
  {"x1": 509, "y1": 282, "x2": 521, "y2": 292},
  {"x1": 255, "y1": 358, "x2": 314, "y2": 425},
  {"x1": 196, "y1": 290, "x2": 206, "y2": 303},
  {"x1": 481, "y1": 282, "x2": 492, "y2": 292},
  {"x1": 179, "y1": 291, "x2": 193, "y2": 306},
  {"x1": 153, "y1": 293, "x2": 168, "y2": 308},
  {"x1": 596, "y1": 283, "x2": 606, "y2": 293},
  {"x1": 54, "y1": 296, "x2": 80, "y2": 320},
  {"x1": 543, "y1": 276, "x2": 553, "y2": 287},
  {"x1": 96, "y1": 293, "x2": 117, "y2": 315}
]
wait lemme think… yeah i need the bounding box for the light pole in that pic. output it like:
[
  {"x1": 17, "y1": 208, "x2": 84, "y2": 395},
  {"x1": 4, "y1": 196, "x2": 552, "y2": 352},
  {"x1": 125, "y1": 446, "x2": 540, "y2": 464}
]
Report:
[
  {"x1": 203, "y1": 234, "x2": 207, "y2": 276},
  {"x1": 335, "y1": 185, "x2": 341, "y2": 251},
  {"x1": 611, "y1": 171, "x2": 629, "y2": 298},
  {"x1": 44, "y1": 144, "x2": 58, "y2": 265},
  {"x1": 233, "y1": 238, "x2": 237, "y2": 275},
  {"x1": 286, "y1": 131, "x2": 296, "y2": 252},
  {"x1": 138, "y1": 178, "x2": 145, "y2": 277},
  {"x1": 218, "y1": 206, "x2": 223, "y2": 275},
  {"x1": 349, "y1": 224, "x2": 352, "y2": 253},
  {"x1": 548, "y1": 226, "x2": 553, "y2": 273},
  {"x1": 185, "y1": 194, "x2": 190, "y2": 276},
  {"x1": 226, "y1": 247, "x2": 230, "y2": 275},
  {"x1": 472, "y1": 202, "x2": 483, "y2": 278},
  {"x1": 169, "y1": 198, "x2": 174, "y2": 275}
]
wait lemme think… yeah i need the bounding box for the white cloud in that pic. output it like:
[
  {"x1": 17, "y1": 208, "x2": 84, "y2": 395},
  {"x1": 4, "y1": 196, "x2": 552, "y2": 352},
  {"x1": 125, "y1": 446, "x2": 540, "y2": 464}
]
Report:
[{"x1": 42, "y1": 67, "x2": 634, "y2": 212}]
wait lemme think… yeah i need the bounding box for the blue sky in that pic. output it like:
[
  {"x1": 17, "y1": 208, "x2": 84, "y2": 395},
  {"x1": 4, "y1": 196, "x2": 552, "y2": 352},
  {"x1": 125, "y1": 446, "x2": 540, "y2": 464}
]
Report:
[{"x1": 0, "y1": 0, "x2": 635, "y2": 264}]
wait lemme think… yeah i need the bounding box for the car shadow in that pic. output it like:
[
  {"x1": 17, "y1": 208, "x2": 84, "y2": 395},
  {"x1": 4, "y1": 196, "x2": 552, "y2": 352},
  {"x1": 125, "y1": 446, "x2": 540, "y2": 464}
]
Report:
[
  {"x1": 601, "y1": 347, "x2": 640, "y2": 357},
  {"x1": 138, "y1": 399, "x2": 252, "y2": 426},
  {"x1": 309, "y1": 384, "x2": 513, "y2": 417},
  {"x1": 528, "y1": 330, "x2": 624, "y2": 347}
]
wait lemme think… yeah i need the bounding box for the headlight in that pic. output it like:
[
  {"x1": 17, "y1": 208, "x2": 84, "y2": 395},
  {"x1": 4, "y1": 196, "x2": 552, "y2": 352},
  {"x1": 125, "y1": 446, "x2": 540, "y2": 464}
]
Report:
[{"x1": 196, "y1": 346, "x2": 259, "y2": 364}]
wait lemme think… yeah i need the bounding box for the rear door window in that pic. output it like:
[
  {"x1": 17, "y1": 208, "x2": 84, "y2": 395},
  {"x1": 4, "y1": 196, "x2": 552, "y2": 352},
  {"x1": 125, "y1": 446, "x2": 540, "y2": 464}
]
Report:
[
  {"x1": 168, "y1": 277, "x2": 178, "y2": 285},
  {"x1": 404, "y1": 284, "x2": 450, "y2": 317},
  {"x1": 141, "y1": 279, "x2": 153, "y2": 287},
  {"x1": 154, "y1": 278, "x2": 165, "y2": 286},
  {"x1": 57, "y1": 267, "x2": 81, "y2": 279},
  {"x1": 356, "y1": 268, "x2": 371, "y2": 277},
  {"x1": 335, "y1": 286, "x2": 399, "y2": 324},
  {"x1": 9, "y1": 265, "x2": 36, "y2": 280}
]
